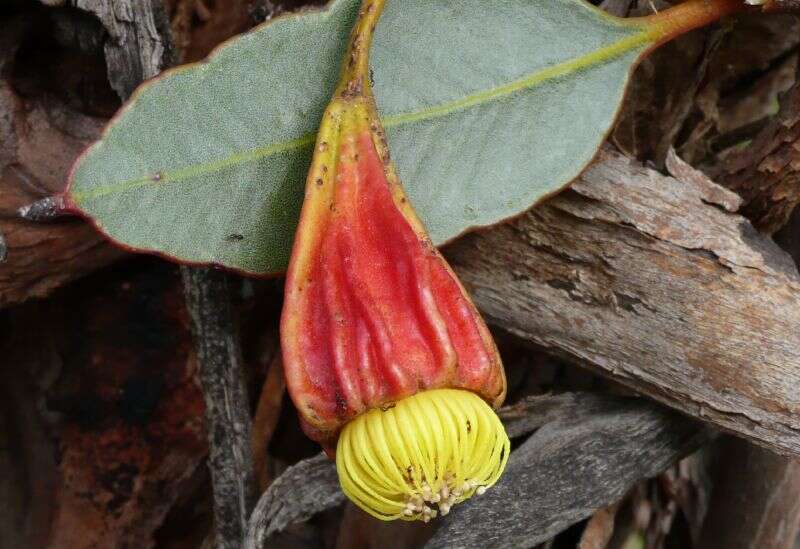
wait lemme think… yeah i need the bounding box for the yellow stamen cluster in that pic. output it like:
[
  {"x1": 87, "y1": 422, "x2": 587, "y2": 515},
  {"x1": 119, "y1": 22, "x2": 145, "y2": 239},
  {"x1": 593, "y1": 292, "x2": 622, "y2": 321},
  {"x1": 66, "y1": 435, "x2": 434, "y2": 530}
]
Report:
[{"x1": 336, "y1": 388, "x2": 510, "y2": 521}]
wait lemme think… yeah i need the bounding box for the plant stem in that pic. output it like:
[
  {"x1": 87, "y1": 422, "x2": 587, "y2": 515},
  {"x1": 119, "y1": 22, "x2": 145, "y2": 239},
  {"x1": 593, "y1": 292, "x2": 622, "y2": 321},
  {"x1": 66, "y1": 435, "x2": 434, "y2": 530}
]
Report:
[
  {"x1": 633, "y1": 0, "x2": 749, "y2": 44},
  {"x1": 334, "y1": 0, "x2": 386, "y2": 99}
]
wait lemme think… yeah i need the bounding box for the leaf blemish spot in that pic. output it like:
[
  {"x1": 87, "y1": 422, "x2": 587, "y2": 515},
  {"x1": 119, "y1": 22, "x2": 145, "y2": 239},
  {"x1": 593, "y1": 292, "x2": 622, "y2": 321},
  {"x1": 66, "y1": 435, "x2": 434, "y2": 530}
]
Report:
[
  {"x1": 226, "y1": 233, "x2": 244, "y2": 241},
  {"x1": 151, "y1": 171, "x2": 164, "y2": 182}
]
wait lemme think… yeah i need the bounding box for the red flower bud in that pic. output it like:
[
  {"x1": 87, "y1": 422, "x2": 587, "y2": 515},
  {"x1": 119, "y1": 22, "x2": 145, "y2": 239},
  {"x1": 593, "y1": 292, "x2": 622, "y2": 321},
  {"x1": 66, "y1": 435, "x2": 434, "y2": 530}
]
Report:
[
  {"x1": 280, "y1": 0, "x2": 508, "y2": 521},
  {"x1": 282, "y1": 103, "x2": 505, "y2": 450}
]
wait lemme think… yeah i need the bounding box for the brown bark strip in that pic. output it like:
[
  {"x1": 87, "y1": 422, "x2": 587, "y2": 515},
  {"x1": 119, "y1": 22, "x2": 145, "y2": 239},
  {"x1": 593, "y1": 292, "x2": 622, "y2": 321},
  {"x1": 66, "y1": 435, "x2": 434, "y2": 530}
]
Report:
[
  {"x1": 445, "y1": 147, "x2": 800, "y2": 457},
  {"x1": 0, "y1": 80, "x2": 119, "y2": 308},
  {"x1": 69, "y1": 0, "x2": 176, "y2": 100}
]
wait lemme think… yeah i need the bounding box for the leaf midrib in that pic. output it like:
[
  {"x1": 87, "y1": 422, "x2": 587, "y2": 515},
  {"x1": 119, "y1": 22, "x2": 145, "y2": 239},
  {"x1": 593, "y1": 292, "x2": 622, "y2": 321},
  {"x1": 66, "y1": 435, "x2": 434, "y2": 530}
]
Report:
[{"x1": 71, "y1": 28, "x2": 652, "y2": 203}]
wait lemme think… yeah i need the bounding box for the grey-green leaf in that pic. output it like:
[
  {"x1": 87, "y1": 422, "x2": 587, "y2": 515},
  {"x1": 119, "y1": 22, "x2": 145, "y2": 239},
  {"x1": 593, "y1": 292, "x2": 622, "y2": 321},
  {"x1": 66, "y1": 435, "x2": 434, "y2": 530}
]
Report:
[{"x1": 68, "y1": 0, "x2": 655, "y2": 274}]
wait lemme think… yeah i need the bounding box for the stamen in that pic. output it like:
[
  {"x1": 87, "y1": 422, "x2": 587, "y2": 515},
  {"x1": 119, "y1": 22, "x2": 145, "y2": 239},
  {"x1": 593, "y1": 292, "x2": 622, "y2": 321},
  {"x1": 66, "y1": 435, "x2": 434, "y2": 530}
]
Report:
[{"x1": 335, "y1": 388, "x2": 510, "y2": 521}]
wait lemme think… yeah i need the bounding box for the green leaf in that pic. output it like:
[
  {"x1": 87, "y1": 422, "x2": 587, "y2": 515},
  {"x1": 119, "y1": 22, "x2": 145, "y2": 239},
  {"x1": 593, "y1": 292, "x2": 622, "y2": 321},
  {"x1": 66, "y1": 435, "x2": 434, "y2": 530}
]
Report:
[{"x1": 68, "y1": 0, "x2": 658, "y2": 274}]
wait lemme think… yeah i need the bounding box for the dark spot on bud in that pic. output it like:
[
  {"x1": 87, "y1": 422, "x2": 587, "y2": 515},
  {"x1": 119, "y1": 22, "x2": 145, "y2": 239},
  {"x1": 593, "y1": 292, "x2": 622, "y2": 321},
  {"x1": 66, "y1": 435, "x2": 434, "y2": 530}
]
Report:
[
  {"x1": 380, "y1": 402, "x2": 396, "y2": 412},
  {"x1": 321, "y1": 165, "x2": 328, "y2": 173},
  {"x1": 335, "y1": 392, "x2": 348, "y2": 414},
  {"x1": 466, "y1": 420, "x2": 472, "y2": 433},
  {"x1": 319, "y1": 142, "x2": 328, "y2": 152},
  {"x1": 316, "y1": 178, "x2": 323, "y2": 186}
]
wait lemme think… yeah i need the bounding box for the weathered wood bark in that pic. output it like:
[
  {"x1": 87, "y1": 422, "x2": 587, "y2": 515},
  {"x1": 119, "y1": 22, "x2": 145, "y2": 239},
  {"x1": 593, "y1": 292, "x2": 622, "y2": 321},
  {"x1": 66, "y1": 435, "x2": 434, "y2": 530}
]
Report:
[
  {"x1": 428, "y1": 396, "x2": 707, "y2": 549},
  {"x1": 444, "y1": 147, "x2": 800, "y2": 457},
  {"x1": 69, "y1": 0, "x2": 175, "y2": 99},
  {"x1": 713, "y1": 73, "x2": 800, "y2": 234},
  {"x1": 0, "y1": 78, "x2": 120, "y2": 308},
  {"x1": 183, "y1": 267, "x2": 259, "y2": 549},
  {"x1": 762, "y1": 0, "x2": 800, "y2": 12},
  {"x1": 244, "y1": 393, "x2": 708, "y2": 549},
  {"x1": 699, "y1": 436, "x2": 800, "y2": 549}
]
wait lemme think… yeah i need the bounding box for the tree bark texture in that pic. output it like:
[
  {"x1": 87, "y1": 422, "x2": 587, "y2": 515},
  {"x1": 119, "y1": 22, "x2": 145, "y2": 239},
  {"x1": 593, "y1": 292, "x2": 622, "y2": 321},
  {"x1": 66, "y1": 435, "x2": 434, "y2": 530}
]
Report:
[
  {"x1": 446, "y1": 147, "x2": 800, "y2": 457},
  {"x1": 69, "y1": 0, "x2": 175, "y2": 99},
  {"x1": 713, "y1": 67, "x2": 800, "y2": 234},
  {"x1": 182, "y1": 267, "x2": 258, "y2": 549}
]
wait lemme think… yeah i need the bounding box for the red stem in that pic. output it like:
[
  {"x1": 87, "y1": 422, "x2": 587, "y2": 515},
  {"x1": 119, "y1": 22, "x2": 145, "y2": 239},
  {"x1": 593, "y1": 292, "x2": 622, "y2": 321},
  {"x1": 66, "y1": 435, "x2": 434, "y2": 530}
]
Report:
[{"x1": 634, "y1": 0, "x2": 750, "y2": 44}]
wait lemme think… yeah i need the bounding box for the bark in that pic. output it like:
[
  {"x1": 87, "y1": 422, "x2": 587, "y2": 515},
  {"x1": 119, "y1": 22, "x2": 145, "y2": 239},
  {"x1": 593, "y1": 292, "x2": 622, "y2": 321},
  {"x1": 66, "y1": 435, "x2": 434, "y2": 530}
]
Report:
[
  {"x1": 182, "y1": 267, "x2": 259, "y2": 549},
  {"x1": 0, "y1": 262, "x2": 207, "y2": 549},
  {"x1": 699, "y1": 436, "x2": 800, "y2": 549},
  {"x1": 713, "y1": 71, "x2": 800, "y2": 234},
  {"x1": 244, "y1": 393, "x2": 708, "y2": 549},
  {"x1": 69, "y1": 0, "x2": 175, "y2": 99},
  {"x1": 244, "y1": 453, "x2": 345, "y2": 548},
  {"x1": 444, "y1": 147, "x2": 800, "y2": 457},
  {"x1": 578, "y1": 503, "x2": 620, "y2": 549},
  {"x1": 0, "y1": 79, "x2": 120, "y2": 308}
]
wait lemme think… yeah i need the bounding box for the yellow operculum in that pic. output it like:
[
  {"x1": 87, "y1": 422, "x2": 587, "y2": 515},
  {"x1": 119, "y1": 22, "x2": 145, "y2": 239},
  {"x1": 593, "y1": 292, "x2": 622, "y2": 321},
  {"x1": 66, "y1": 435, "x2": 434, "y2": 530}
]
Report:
[{"x1": 336, "y1": 388, "x2": 510, "y2": 522}]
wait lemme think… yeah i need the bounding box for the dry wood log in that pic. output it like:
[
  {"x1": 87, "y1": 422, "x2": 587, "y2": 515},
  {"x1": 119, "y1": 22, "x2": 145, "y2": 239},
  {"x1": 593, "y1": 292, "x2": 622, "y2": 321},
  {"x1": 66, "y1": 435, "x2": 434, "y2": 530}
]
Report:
[
  {"x1": 444, "y1": 147, "x2": 800, "y2": 457},
  {"x1": 244, "y1": 393, "x2": 709, "y2": 549},
  {"x1": 52, "y1": 3, "x2": 261, "y2": 546}
]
